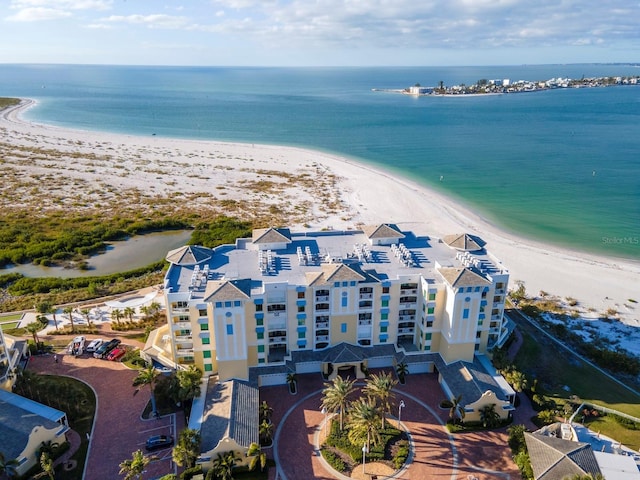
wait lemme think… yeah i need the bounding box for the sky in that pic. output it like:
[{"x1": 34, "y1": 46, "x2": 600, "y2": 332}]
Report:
[{"x1": 1, "y1": 0, "x2": 639, "y2": 66}]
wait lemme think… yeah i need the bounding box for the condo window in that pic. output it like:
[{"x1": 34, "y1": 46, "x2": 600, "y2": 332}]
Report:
[
  {"x1": 427, "y1": 307, "x2": 434, "y2": 315},
  {"x1": 234, "y1": 300, "x2": 241, "y2": 307},
  {"x1": 226, "y1": 324, "x2": 234, "y2": 335},
  {"x1": 428, "y1": 293, "x2": 436, "y2": 301},
  {"x1": 215, "y1": 302, "x2": 223, "y2": 308},
  {"x1": 298, "y1": 306, "x2": 305, "y2": 313},
  {"x1": 382, "y1": 287, "x2": 390, "y2": 294},
  {"x1": 255, "y1": 304, "x2": 263, "y2": 312},
  {"x1": 297, "y1": 291, "x2": 305, "y2": 299},
  {"x1": 425, "y1": 333, "x2": 432, "y2": 341},
  {"x1": 463, "y1": 308, "x2": 470, "y2": 319},
  {"x1": 205, "y1": 364, "x2": 213, "y2": 372},
  {"x1": 476, "y1": 331, "x2": 482, "y2": 338},
  {"x1": 258, "y1": 345, "x2": 265, "y2": 353},
  {"x1": 200, "y1": 324, "x2": 209, "y2": 331},
  {"x1": 224, "y1": 301, "x2": 232, "y2": 308},
  {"x1": 341, "y1": 323, "x2": 347, "y2": 333},
  {"x1": 256, "y1": 318, "x2": 263, "y2": 326},
  {"x1": 298, "y1": 331, "x2": 305, "y2": 339},
  {"x1": 257, "y1": 332, "x2": 264, "y2": 340},
  {"x1": 381, "y1": 300, "x2": 389, "y2": 307},
  {"x1": 203, "y1": 351, "x2": 212, "y2": 359},
  {"x1": 202, "y1": 337, "x2": 210, "y2": 345},
  {"x1": 342, "y1": 281, "x2": 348, "y2": 287},
  {"x1": 199, "y1": 309, "x2": 207, "y2": 316},
  {"x1": 381, "y1": 313, "x2": 388, "y2": 320},
  {"x1": 342, "y1": 297, "x2": 348, "y2": 307},
  {"x1": 380, "y1": 326, "x2": 388, "y2": 333},
  {"x1": 426, "y1": 320, "x2": 433, "y2": 328}
]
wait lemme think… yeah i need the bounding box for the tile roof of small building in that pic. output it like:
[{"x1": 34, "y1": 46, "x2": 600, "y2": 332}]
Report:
[
  {"x1": 200, "y1": 379, "x2": 259, "y2": 453},
  {"x1": 437, "y1": 267, "x2": 491, "y2": 288},
  {"x1": 166, "y1": 245, "x2": 213, "y2": 266},
  {"x1": 525, "y1": 431, "x2": 601, "y2": 480},
  {"x1": 362, "y1": 224, "x2": 405, "y2": 240},
  {"x1": 436, "y1": 356, "x2": 508, "y2": 403},
  {"x1": 252, "y1": 228, "x2": 292, "y2": 244},
  {"x1": 442, "y1": 233, "x2": 485, "y2": 252}
]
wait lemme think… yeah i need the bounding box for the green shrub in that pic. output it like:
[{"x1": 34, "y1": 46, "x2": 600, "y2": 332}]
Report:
[
  {"x1": 180, "y1": 465, "x2": 203, "y2": 480},
  {"x1": 321, "y1": 447, "x2": 346, "y2": 472}
]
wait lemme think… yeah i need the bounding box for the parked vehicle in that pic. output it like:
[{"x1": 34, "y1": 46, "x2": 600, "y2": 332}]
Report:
[
  {"x1": 85, "y1": 338, "x2": 104, "y2": 353},
  {"x1": 106, "y1": 347, "x2": 126, "y2": 361},
  {"x1": 93, "y1": 338, "x2": 121, "y2": 358},
  {"x1": 68, "y1": 336, "x2": 86, "y2": 355},
  {"x1": 145, "y1": 435, "x2": 173, "y2": 451}
]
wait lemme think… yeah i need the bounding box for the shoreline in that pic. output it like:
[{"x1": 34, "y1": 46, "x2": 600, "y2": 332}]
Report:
[{"x1": 2, "y1": 98, "x2": 639, "y2": 331}]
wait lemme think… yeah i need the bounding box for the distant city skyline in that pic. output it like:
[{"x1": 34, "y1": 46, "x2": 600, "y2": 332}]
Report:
[{"x1": 1, "y1": 0, "x2": 638, "y2": 66}]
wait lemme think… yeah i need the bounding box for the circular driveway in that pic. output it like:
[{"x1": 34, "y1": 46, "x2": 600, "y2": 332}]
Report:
[{"x1": 260, "y1": 371, "x2": 521, "y2": 480}]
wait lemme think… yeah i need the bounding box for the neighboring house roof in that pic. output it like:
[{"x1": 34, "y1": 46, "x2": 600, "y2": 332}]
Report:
[
  {"x1": 252, "y1": 228, "x2": 292, "y2": 245},
  {"x1": 362, "y1": 224, "x2": 405, "y2": 240},
  {"x1": 437, "y1": 267, "x2": 491, "y2": 288},
  {"x1": 436, "y1": 356, "x2": 509, "y2": 403},
  {"x1": 204, "y1": 279, "x2": 252, "y2": 302},
  {"x1": 525, "y1": 431, "x2": 601, "y2": 480},
  {"x1": 200, "y1": 379, "x2": 259, "y2": 453},
  {"x1": 166, "y1": 245, "x2": 213, "y2": 265},
  {"x1": 0, "y1": 389, "x2": 66, "y2": 460},
  {"x1": 306, "y1": 263, "x2": 366, "y2": 286}
]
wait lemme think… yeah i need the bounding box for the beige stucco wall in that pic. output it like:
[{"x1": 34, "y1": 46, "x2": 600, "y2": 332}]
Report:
[
  {"x1": 218, "y1": 358, "x2": 249, "y2": 382},
  {"x1": 15, "y1": 425, "x2": 62, "y2": 477},
  {"x1": 330, "y1": 314, "x2": 357, "y2": 344},
  {"x1": 463, "y1": 390, "x2": 512, "y2": 423}
]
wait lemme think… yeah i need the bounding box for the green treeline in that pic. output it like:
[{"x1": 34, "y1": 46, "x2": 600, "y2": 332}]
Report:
[
  {"x1": 188, "y1": 216, "x2": 252, "y2": 248},
  {"x1": 0, "y1": 212, "x2": 189, "y2": 268}
]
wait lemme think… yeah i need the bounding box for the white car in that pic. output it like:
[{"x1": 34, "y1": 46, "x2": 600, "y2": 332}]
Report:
[
  {"x1": 68, "y1": 335, "x2": 86, "y2": 355},
  {"x1": 85, "y1": 338, "x2": 104, "y2": 353}
]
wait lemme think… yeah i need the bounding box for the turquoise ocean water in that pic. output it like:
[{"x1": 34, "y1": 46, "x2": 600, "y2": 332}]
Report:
[{"x1": 1, "y1": 64, "x2": 639, "y2": 260}]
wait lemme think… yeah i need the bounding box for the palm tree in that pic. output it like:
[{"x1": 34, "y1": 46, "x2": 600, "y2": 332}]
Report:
[
  {"x1": 259, "y1": 401, "x2": 273, "y2": 424},
  {"x1": 133, "y1": 364, "x2": 159, "y2": 417},
  {"x1": 118, "y1": 450, "x2": 150, "y2": 480},
  {"x1": 0, "y1": 451, "x2": 18, "y2": 478},
  {"x1": 479, "y1": 403, "x2": 501, "y2": 429},
  {"x1": 395, "y1": 362, "x2": 409, "y2": 384},
  {"x1": 259, "y1": 419, "x2": 274, "y2": 446},
  {"x1": 212, "y1": 451, "x2": 240, "y2": 480},
  {"x1": 80, "y1": 308, "x2": 92, "y2": 327},
  {"x1": 172, "y1": 428, "x2": 201, "y2": 469},
  {"x1": 246, "y1": 442, "x2": 267, "y2": 472},
  {"x1": 63, "y1": 306, "x2": 75, "y2": 333},
  {"x1": 111, "y1": 308, "x2": 123, "y2": 325},
  {"x1": 25, "y1": 321, "x2": 41, "y2": 347},
  {"x1": 39, "y1": 452, "x2": 54, "y2": 480},
  {"x1": 363, "y1": 372, "x2": 397, "y2": 429},
  {"x1": 36, "y1": 302, "x2": 57, "y2": 331},
  {"x1": 177, "y1": 365, "x2": 203, "y2": 405},
  {"x1": 123, "y1": 306, "x2": 136, "y2": 323},
  {"x1": 449, "y1": 394, "x2": 465, "y2": 424},
  {"x1": 347, "y1": 397, "x2": 382, "y2": 452},
  {"x1": 286, "y1": 372, "x2": 297, "y2": 394},
  {"x1": 321, "y1": 376, "x2": 355, "y2": 431}
]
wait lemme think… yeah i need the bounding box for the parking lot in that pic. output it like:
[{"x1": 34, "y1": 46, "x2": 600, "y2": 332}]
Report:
[{"x1": 28, "y1": 349, "x2": 183, "y2": 480}]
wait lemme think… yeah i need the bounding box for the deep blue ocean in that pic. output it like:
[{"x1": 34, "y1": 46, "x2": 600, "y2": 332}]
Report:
[{"x1": 2, "y1": 64, "x2": 639, "y2": 260}]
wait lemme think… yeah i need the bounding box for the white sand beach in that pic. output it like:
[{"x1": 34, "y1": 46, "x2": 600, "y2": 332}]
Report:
[{"x1": 2, "y1": 99, "x2": 639, "y2": 342}]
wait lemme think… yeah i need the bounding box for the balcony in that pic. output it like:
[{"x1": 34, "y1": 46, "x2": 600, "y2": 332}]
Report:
[
  {"x1": 358, "y1": 319, "x2": 372, "y2": 326},
  {"x1": 174, "y1": 335, "x2": 193, "y2": 342},
  {"x1": 315, "y1": 335, "x2": 329, "y2": 342},
  {"x1": 400, "y1": 289, "x2": 417, "y2": 295},
  {"x1": 358, "y1": 293, "x2": 373, "y2": 300},
  {"x1": 268, "y1": 336, "x2": 287, "y2": 344},
  {"x1": 315, "y1": 304, "x2": 330, "y2": 311},
  {"x1": 315, "y1": 295, "x2": 329, "y2": 302},
  {"x1": 315, "y1": 321, "x2": 329, "y2": 329},
  {"x1": 171, "y1": 307, "x2": 189, "y2": 313},
  {"x1": 398, "y1": 327, "x2": 415, "y2": 335},
  {"x1": 172, "y1": 321, "x2": 191, "y2": 330},
  {"x1": 175, "y1": 347, "x2": 194, "y2": 356},
  {"x1": 398, "y1": 315, "x2": 415, "y2": 322},
  {"x1": 358, "y1": 301, "x2": 373, "y2": 309}
]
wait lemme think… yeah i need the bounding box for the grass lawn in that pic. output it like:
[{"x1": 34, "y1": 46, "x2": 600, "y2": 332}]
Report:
[
  {"x1": 0, "y1": 321, "x2": 20, "y2": 330},
  {"x1": 514, "y1": 325, "x2": 640, "y2": 419},
  {"x1": 583, "y1": 415, "x2": 640, "y2": 451}
]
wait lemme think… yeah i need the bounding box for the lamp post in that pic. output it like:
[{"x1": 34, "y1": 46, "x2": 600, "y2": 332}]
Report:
[
  {"x1": 321, "y1": 406, "x2": 328, "y2": 436},
  {"x1": 399, "y1": 400, "x2": 406, "y2": 423},
  {"x1": 362, "y1": 443, "x2": 368, "y2": 474}
]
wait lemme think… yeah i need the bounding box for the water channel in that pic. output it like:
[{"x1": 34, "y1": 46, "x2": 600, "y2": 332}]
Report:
[{"x1": 3, "y1": 230, "x2": 193, "y2": 278}]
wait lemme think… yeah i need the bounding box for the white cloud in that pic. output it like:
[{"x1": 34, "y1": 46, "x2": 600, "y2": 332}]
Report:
[
  {"x1": 6, "y1": 7, "x2": 72, "y2": 21},
  {"x1": 102, "y1": 14, "x2": 190, "y2": 29}
]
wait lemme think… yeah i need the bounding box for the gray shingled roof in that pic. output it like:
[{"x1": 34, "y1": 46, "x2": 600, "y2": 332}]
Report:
[
  {"x1": 0, "y1": 390, "x2": 65, "y2": 460},
  {"x1": 252, "y1": 228, "x2": 292, "y2": 244},
  {"x1": 203, "y1": 279, "x2": 252, "y2": 302},
  {"x1": 362, "y1": 224, "x2": 405, "y2": 240},
  {"x1": 442, "y1": 233, "x2": 485, "y2": 252},
  {"x1": 436, "y1": 356, "x2": 507, "y2": 404},
  {"x1": 200, "y1": 379, "x2": 259, "y2": 453},
  {"x1": 525, "y1": 431, "x2": 601, "y2": 480},
  {"x1": 166, "y1": 245, "x2": 213, "y2": 266},
  {"x1": 307, "y1": 263, "x2": 366, "y2": 286},
  {"x1": 437, "y1": 267, "x2": 491, "y2": 288}
]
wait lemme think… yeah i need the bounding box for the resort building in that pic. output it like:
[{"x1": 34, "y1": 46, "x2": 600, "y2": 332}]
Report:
[{"x1": 145, "y1": 225, "x2": 511, "y2": 384}]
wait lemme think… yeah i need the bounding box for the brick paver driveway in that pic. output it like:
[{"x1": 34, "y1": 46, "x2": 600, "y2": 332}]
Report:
[
  {"x1": 29, "y1": 350, "x2": 181, "y2": 480},
  {"x1": 261, "y1": 370, "x2": 520, "y2": 480}
]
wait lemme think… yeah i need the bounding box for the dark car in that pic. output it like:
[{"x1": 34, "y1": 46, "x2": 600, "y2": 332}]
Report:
[
  {"x1": 93, "y1": 338, "x2": 121, "y2": 358},
  {"x1": 145, "y1": 435, "x2": 173, "y2": 451}
]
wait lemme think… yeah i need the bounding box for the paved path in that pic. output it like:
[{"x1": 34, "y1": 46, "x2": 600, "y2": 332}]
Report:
[
  {"x1": 262, "y1": 370, "x2": 520, "y2": 480},
  {"x1": 28, "y1": 349, "x2": 182, "y2": 480}
]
